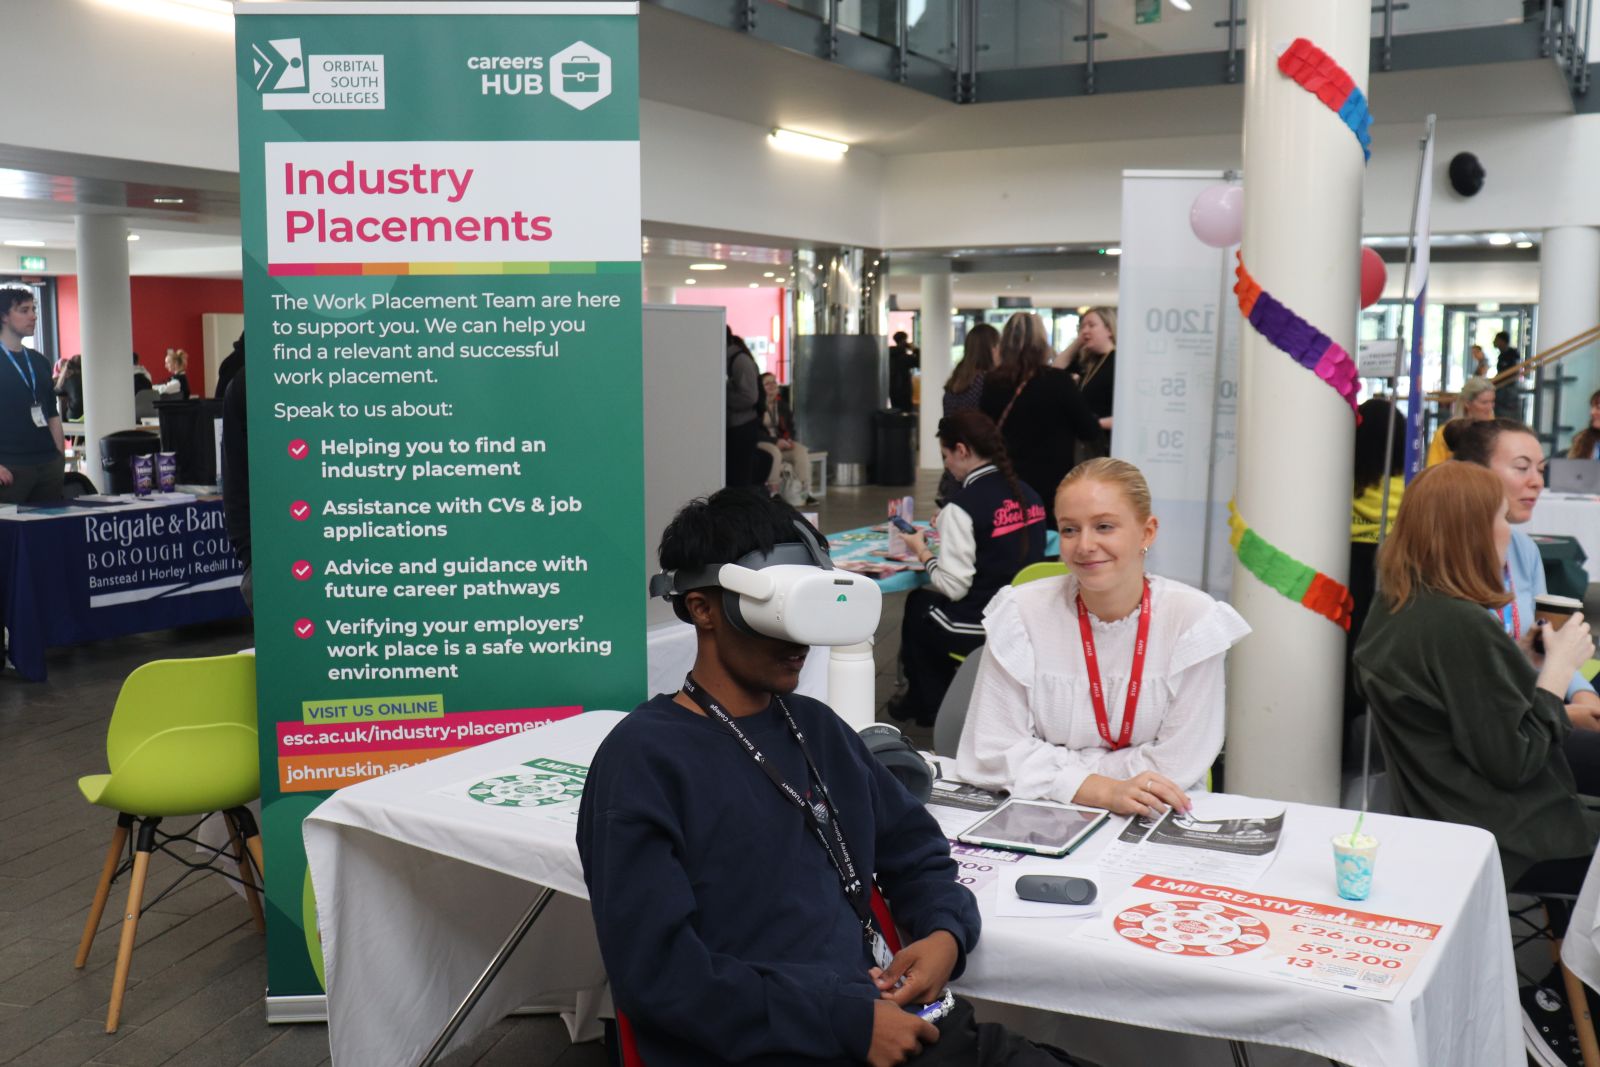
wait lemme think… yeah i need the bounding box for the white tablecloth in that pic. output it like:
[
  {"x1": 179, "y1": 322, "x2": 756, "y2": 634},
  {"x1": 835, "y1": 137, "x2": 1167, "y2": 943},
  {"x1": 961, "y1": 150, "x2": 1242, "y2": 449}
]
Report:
[
  {"x1": 1528, "y1": 491, "x2": 1600, "y2": 585},
  {"x1": 304, "y1": 712, "x2": 626, "y2": 1067},
  {"x1": 961, "y1": 802, "x2": 1519, "y2": 1067},
  {"x1": 1560, "y1": 850, "x2": 1600, "y2": 994},
  {"x1": 305, "y1": 713, "x2": 1519, "y2": 1067}
]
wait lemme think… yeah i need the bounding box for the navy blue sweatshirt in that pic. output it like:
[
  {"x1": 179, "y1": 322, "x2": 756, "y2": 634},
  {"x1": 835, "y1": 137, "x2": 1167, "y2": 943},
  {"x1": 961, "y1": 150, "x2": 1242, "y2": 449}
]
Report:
[{"x1": 576, "y1": 692, "x2": 981, "y2": 1066}]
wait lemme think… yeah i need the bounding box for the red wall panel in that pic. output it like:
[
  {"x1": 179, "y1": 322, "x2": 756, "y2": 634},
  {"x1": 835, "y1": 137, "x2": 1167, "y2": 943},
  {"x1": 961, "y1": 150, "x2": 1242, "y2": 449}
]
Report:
[{"x1": 54, "y1": 276, "x2": 243, "y2": 397}]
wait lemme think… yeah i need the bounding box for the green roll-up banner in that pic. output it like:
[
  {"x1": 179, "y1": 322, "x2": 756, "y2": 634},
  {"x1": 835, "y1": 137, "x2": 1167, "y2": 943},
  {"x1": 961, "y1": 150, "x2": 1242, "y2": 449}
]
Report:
[{"x1": 233, "y1": 1, "x2": 643, "y2": 1008}]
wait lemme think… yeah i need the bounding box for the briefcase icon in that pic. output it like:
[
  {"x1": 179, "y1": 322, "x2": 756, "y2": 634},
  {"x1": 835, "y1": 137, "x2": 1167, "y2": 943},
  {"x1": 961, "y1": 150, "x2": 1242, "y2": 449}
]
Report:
[{"x1": 561, "y1": 57, "x2": 600, "y2": 92}]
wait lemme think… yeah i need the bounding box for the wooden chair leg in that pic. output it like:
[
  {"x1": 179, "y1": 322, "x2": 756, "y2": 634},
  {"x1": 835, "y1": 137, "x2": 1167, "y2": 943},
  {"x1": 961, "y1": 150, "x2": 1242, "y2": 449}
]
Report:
[
  {"x1": 1558, "y1": 952, "x2": 1600, "y2": 1067},
  {"x1": 244, "y1": 834, "x2": 265, "y2": 880},
  {"x1": 105, "y1": 818, "x2": 157, "y2": 1034},
  {"x1": 224, "y1": 811, "x2": 265, "y2": 933},
  {"x1": 1542, "y1": 903, "x2": 1600, "y2": 1067},
  {"x1": 75, "y1": 813, "x2": 133, "y2": 968},
  {"x1": 227, "y1": 806, "x2": 266, "y2": 880}
]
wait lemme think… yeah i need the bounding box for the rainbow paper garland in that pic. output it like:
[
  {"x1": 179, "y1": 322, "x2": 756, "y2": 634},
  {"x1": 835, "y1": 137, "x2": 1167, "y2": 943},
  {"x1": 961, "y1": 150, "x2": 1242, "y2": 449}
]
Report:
[
  {"x1": 1277, "y1": 37, "x2": 1372, "y2": 161},
  {"x1": 1233, "y1": 255, "x2": 1361, "y2": 415},
  {"x1": 1228, "y1": 501, "x2": 1354, "y2": 631},
  {"x1": 1223, "y1": 38, "x2": 1368, "y2": 629}
]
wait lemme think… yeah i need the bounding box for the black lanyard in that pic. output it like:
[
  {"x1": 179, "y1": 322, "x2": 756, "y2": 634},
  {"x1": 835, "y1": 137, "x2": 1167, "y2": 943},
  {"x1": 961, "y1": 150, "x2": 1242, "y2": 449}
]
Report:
[{"x1": 681, "y1": 674, "x2": 875, "y2": 947}]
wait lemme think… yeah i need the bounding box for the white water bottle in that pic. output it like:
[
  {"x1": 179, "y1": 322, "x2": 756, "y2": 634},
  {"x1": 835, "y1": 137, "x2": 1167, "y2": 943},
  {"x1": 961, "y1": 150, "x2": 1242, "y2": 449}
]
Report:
[{"x1": 827, "y1": 640, "x2": 876, "y2": 731}]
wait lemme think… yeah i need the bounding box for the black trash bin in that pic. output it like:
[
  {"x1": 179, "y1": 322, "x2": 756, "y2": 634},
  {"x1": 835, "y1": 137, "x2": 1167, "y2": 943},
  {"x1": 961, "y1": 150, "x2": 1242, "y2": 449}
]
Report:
[
  {"x1": 157, "y1": 397, "x2": 224, "y2": 485},
  {"x1": 99, "y1": 429, "x2": 161, "y2": 494},
  {"x1": 872, "y1": 409, "x2": 917, "y2": 487}
]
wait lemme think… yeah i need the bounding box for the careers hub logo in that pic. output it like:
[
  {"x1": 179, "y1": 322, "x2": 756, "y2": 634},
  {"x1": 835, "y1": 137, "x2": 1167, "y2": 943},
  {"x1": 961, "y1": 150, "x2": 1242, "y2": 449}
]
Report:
[
  {"x1": 550, "y1": 42, "x2": 611, "y2": 111},
  {"x1": 253, "y1": 38, "x2": 386, "y2": 111}
]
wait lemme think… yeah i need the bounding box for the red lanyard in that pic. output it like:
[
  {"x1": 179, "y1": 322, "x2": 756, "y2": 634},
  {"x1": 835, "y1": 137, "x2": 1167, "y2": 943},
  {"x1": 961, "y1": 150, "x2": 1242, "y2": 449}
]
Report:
[
  {"x1": 1076, "y1": 579, "x2": 1152, "y2": 751},
  {"x1": 1502, "y1": 567, "x2": 1520, "y2": 638}
]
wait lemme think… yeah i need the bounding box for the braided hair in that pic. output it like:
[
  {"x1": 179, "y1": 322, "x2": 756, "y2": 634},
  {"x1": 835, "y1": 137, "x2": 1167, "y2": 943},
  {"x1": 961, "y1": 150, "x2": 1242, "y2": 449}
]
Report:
[{"x1": 937, "y1": 409, "x2": 1031, "y2": 559}]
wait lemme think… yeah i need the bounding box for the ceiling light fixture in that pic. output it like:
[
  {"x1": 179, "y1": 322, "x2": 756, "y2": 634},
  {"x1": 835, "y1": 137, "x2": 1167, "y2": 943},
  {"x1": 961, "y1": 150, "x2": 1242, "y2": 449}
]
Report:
[
  {"x1": 1486, "y1": 233, "x2": 1512, "y2": 246},
  {"x1": 1170, "y1": 0, "x2": 1193, "y2": 10},
  {"x1": 1515, "y1": 241, "x2": 1534, "y2": 249},
  {"x1": 684, "y1": 278, "x2": 696, "y2": 285},
  {"x1": 688, "y1": 263, "x2": 726, "y2": 271},
  {"x1": 1104, "y1": 247, "x2": 1123, "y2": 257},
  {"x1": 153, "y1": 197, "x2": 186, "y2": 205},
  {"x1": 768, "y1": 128, "x2": 850, "y2": 160},
  {"x1": 127, "y1": 234, "x2": 141, "y2": 242},
  {"x1": 3, "y1": 240, "x2": 44, "y2": 248},
  {"x1": 748, "y1": 283, "x2": 759, "y2": 288},
  {"x1": 763, "y1": 272, "x2": 775, "y2": 278},
  {"x1": 94, "y1": 0, "x2": 232, "y2": 33}
]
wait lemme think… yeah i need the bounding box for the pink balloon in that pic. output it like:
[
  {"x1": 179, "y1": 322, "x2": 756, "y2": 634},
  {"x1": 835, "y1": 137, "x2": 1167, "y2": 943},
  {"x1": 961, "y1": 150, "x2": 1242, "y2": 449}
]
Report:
[
  {"x1": 1360, "y1": 247, "x2": 1387, "y2": 308},
  {"x1": 1189, "y1": 184, "x2": 1244, "y2": 248}
]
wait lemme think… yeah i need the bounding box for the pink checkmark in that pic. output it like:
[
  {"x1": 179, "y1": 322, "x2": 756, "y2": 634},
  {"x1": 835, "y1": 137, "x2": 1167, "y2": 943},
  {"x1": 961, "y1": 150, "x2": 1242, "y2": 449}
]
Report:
[
  {"x1": 294, "y1": 618, "x2": 315, "y2": 639},
  {"x1": 290, "y1": 501, "x2": 310, "y2": 521},
  {"x1": 288, "y1": 439, "x2": 309, "y2": 460},
  {"x1": 292, "y1": 560, "x2": 313, "y2": 580}
]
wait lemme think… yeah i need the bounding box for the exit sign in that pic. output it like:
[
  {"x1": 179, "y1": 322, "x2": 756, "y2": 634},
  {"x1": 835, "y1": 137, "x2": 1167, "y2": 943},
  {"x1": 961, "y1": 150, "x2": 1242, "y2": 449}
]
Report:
[{"x1": 18, "y1": 255, "x2": 44, "y2": 272}]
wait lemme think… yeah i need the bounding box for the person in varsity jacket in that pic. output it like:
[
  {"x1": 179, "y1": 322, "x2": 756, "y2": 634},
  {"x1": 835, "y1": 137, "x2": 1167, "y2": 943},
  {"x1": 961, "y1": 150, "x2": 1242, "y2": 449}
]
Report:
[{"x1": 890, "y1": 410, "x2": 1047, "y2": 727}]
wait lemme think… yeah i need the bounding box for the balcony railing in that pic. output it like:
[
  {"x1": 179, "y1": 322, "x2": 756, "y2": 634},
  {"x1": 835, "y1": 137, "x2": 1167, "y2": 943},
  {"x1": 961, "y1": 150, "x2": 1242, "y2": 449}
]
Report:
[{"x1": 652, "y1": 0, "x2": 1595, "y2": 106}]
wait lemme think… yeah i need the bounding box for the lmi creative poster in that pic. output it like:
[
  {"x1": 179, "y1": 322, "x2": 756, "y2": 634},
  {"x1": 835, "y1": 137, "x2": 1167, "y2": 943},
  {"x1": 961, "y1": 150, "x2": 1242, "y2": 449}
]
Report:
[{"x1": 233, "y1": 1, "x2": 643, "y2": 1008}]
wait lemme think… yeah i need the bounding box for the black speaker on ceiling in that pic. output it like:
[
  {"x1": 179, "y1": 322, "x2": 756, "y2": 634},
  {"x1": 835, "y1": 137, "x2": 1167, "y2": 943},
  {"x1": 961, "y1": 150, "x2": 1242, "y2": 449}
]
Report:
[{"x1": 1448, "y1": 152, "x2": 1486, "y2": 197}]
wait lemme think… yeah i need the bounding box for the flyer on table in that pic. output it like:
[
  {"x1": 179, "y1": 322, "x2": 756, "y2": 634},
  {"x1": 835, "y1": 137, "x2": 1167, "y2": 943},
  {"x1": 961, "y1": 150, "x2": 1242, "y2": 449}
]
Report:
[
  {"x1": 1077, "y1": 874, "x2": 1441, "y2": 1002},
  {"x1": 234, "y1": 1, "x2": 643, "y2": 1004}
]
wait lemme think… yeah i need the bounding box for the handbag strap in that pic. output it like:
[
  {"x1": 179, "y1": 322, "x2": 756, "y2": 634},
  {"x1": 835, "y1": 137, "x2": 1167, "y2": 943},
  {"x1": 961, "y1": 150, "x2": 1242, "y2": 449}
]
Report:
[{"x1": 995, "y1": 370, "x2": 1035, "y2": 431}]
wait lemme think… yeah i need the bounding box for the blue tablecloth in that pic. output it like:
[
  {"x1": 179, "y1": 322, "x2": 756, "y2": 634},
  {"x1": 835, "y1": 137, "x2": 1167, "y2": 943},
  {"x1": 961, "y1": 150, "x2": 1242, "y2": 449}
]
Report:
[
  {"x1": 0, "y1": 495, "x2": 248, "y2": 681},
  {"x1": 826, "y1": 523, "x2": 1060, "y2": 595}
]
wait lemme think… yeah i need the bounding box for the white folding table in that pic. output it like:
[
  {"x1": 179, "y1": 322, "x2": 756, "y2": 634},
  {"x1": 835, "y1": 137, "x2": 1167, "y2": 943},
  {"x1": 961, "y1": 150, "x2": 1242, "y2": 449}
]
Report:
[{"x1": 305, "y1": 711, "x2": 1520, "y2": 1067}]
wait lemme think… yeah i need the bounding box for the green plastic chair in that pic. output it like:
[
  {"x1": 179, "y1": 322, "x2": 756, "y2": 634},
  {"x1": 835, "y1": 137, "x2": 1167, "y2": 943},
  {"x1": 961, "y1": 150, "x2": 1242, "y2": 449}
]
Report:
[
  {"x1": 74, "y1": 654, "x2": 264, "y2": 1033},
  {"x1": 1012, "y1": 560, "x2": 1069, "y2": 586}
]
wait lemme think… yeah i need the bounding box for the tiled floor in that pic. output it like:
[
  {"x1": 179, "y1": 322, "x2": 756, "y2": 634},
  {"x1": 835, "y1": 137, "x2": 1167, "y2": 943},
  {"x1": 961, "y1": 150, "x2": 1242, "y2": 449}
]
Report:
[{"x1": 0, "y1": 466, "x2": 947, "y2": 1067}]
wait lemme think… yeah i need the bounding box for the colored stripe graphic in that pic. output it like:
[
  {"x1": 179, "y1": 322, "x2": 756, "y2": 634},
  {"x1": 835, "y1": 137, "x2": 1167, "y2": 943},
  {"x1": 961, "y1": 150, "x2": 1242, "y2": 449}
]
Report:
[
  {"x1": 1228, "y1": 500, "x2": 1354, "y2": 630},
  {"x1": 1233, "y1": 255, "x2": 1361, "y2": 417},
  {"x1": 1277, "y1": 38, "x2": 1373, "y2": 161},
  {"x1": 267, "y1": 261, "x2": 638, "y2": 277}
]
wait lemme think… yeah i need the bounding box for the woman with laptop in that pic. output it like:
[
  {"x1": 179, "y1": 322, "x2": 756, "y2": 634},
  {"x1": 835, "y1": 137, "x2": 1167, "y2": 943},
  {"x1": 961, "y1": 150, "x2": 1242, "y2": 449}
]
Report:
[{"x1": 953, "y1": 458, "x2": 1250, "y2": 817}]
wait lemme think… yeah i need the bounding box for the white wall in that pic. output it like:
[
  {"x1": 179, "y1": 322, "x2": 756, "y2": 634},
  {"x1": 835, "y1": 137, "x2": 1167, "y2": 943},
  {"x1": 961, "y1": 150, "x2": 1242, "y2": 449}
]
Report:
[
  {"x1": 641, "y1": 100, "x2": 885, "y2": 248},
  {"x1": 12, "y1": 0, "x2": 240, "y2": 171},
  {"x1": 882, "y1": 114, "x2": 1600, "y2": 249}
]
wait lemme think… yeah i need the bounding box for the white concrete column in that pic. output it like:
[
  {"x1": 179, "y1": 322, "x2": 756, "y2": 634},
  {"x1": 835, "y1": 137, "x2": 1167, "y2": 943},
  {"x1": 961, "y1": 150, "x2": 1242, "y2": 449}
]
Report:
[
  {"x1": 75, "y1": 214, "x2": 135, "y2": 483},
  {"x1": 1225, "y1": 0, "x2": 1367, "y2": 805},
  {"x1": 644, "y1": 285, "x2": 674, "y2": 305},
  {"x1": 918, "y1": 272, "x2": 953, "y2": 470},
  {"x1": 1537, "y1": 226, "x2": 1600, "y2": 442}
]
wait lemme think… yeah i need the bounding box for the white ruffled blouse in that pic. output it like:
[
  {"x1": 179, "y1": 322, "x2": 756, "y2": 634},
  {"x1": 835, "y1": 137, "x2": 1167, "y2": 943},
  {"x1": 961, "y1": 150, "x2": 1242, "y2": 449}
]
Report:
[{"x1": 954, "y1": 573, "x2": 1250, "y2": 804}]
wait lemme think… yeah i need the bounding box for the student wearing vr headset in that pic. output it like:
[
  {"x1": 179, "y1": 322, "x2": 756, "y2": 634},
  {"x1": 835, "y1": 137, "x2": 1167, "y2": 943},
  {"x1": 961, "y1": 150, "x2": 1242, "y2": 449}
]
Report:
[
  {"x1": 955, "y1": 459, "x2": 1250, "y2": 818},
  {"x1": 577, "y1": 489, "x2": 1084, "y2": 1067}
]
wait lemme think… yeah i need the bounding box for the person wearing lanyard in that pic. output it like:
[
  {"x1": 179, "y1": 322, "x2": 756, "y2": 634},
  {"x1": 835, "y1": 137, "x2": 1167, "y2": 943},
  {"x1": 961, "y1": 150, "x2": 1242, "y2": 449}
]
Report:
[
  {"x1": 1455, "y1": 417, "x2": 1600, "y2": 788},
  {"x1": 577, "y1": 489, "x2": 1088, "y2": 1067},
  {"x1": 955, "y1": 458, "x2": 1250, "y2": 817},
  {"x1": 0, "y1": 288, "x2": 65, "y2": 505}
]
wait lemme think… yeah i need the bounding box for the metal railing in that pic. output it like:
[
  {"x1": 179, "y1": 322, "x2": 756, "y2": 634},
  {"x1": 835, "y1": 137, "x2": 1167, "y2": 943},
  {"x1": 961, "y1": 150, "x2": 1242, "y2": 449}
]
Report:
[
  {"x1": 1427, "y1": 323, "x2": 1600, "y2": 455},
  {"x1": 655, "y1": 0, "x2": 1594, "y2": 105}
]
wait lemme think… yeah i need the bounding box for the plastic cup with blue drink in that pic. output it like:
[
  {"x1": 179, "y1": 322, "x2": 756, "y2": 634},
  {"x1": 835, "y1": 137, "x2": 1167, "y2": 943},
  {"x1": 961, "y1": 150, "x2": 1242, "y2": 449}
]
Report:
[{"x1": 1331, "y1": 832, "x2": 1378, "y2": 901}]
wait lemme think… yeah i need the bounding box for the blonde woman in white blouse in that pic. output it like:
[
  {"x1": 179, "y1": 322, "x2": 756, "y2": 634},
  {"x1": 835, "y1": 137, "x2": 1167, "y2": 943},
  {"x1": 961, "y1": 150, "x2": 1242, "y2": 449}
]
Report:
[{"x1": 955, "y1": 458, "x2": 1250, "y2": 817}]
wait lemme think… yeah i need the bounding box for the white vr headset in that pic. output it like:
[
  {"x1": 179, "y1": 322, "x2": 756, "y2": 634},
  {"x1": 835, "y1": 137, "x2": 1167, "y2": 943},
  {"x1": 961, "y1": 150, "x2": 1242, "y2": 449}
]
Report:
[{"x1": 648, "y1": 521, "x2": 882, "y2": 646}]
